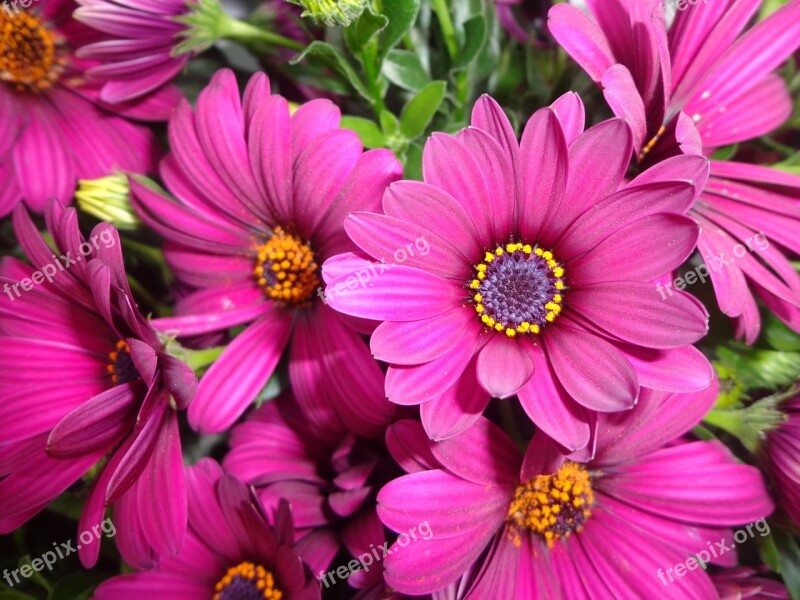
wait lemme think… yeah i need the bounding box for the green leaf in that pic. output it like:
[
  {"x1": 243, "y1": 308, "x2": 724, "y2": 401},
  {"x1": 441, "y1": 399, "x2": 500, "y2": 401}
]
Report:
[
  {"x1": 774, "y1": 530, "x2": 800, "y2": 600},
  {"x1": 0, "y1": 592, "x2": 36, "y2": 600},
  {"x1": 403, "y1": 142, "x2": 424, "y2": 181},
  {"x1": 344, "y1": 7, "x2": 388, "y2": 56},
  {"x1": 715, "y1": 345, "x2": 800, "y2": 392},
  {"x1": 710, "y1": 144, "x2": 738, "y2": 161},
  {"x1": 759, "y1": 529, "x2": 781, "y2": 574},
  {"x1": 48, "y1": 573, "x2": 108, "y2": 600},
  {"x1": 340, "y1": 116, "x2": 386, "y2": 148},
  {"x1": 379, "y1": 110, "x2": 400, "y2": 136},
  {"x1": 765, "y1": 313, "x2": 800, "y2": 352},
  {"x1": 453, "y1": 13, "x2": 486, "y2": 69},
  {"x1": 382, "y1": 49, "x2": 430, "y2": 91},
  {"x1": 399, "y1": 81, "x2": 446, "y2": 139},
  {"x1": 378, "y1": 0, "x2": 421, "y2": 60},
  {"x1": 291, "y1": 41, "x2": 371, "y2": 100}
]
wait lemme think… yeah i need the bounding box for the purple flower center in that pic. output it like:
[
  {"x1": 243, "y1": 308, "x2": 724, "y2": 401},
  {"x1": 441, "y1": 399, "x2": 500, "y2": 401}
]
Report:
[
  {"x1": 214, "y1": 562, "x2": 282, "y2": 600},
  {"x1": 507, "y1": 462, "x2": 594, "y2": 547},
  {"x1": 254, "y1": 226, "x2": 320, "y2": 307},
  {"x1": 106, "y1": 340, "x2": 140, "y2": 385},
  {"x1": 469, "y1": 242, "x2": 565, "y2": 337}
]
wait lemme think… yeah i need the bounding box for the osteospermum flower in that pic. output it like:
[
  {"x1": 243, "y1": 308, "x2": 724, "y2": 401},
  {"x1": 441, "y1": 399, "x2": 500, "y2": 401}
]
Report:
[
  {"x1": 130, "y1": 69, "x2": 401, "y2": 436},
  {"x1": 0, "y1": 203, "x2": 197, "y2": 569},
  {"x1": 377, "y1": 383, "x2": 774, "y2": 597},
  {"x1": 0, "y1": 0, "x2": 160, "y2": 216},
  {"x1": 224, "y1": 392, "x2": 398, "y2": 590},
  {"x1": 712, "y1": 567, "x2": 788, "y2": 599},
  {"x1": 94, "y1": 459, "x2": 320, "y2": 600},
  {"x1": 549, "y1": 0, "x2": 800, "y2": 341},
  {"x1": 73, "y1": 0, "x2": 194, "y2": 106},
  {"x1": 760, "y1": 395, "x2": 800, "y2": 528},
  {"x1": 324, "y1": 93, "x2": 711, "y2": 446}
]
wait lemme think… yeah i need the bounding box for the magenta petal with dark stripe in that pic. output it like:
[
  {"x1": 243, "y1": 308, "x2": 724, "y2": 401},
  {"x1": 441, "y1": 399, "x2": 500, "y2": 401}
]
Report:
[
  {"x1": 326, "y1": 94, "x2": 710, "y2": 448},
  {"x1": 0, "y1": 4, "x2": 160, "y2": 216},
  {"x1": 0, "y1": 203, "x2": 197, "y2": 568},
  {"x1": 377, "y1": 389, "x2": 773, "y2": 597},
  {"x1": 133, "y1": 70, "x2": 402, "y2": 438},
  {"x1": 549, "y1": 0, "x2": 800, "y2": 340},
  {"x1": 95, "y1": 460, "x2": 320, "y2": 600}
]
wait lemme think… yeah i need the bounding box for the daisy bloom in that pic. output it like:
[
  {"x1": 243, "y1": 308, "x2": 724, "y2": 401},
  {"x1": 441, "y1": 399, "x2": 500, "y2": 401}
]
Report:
[
  {"x1": 130, "y1": 68, "x2": 401, "y2": 436},
  {"x1": 760, "y1": 394, "x2": 800, "y2": 528},
  {"x1": 377, "y1": 381, "x2": 774, "y2": 598},
  {"x1": 549, "y1": 0, "x2": 800, "y2": 341},
  {"x1": 324, "y1": 92, "x2": 712, "y2": 447},
  {"x1": 712, "y1": 567, "x2": 787, "y2": 599},
  {"x1": 93, "y1": 459, "x2": 320, "y2": 600},
  {"x1": 0, "y1": 203, "x2": 197, "y2": 569},
  {"x1": 224, "y1": 392, "x2": 398, "y2": 590},
  {"x1": 73, "y1": 0, "x2": 194, "y2": 107},
  {"x1": 0, "y1": 0, "x2": 161, "y2": 216}
]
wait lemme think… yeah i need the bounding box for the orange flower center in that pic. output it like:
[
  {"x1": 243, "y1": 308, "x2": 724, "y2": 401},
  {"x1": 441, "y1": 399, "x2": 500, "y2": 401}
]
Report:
[
  {"x1": 0, "y1": 9, "x2": 60, "y2": 91},
  {"x1": 254, "y1": 226, "x2": 320, "y2": 306},
  {"x1": 106, "y1": 340, "x2": 140, "y2": 385},
  {"x1": 213, "y1": 562, "x2": 283, "y2": 600},
  {"x1": 507, "y1": 461, "x2": 594, "y2": 547}
]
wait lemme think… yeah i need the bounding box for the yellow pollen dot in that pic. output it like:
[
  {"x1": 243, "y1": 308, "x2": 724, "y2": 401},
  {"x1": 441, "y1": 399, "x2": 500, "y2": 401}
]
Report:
[
  {"x1": 505, "y1": 328, "x2": 516, "y2": 337},
  {"x1": 484, "y1": 252, "x2": 495, "y2": 262},
  {"x1": 0, "y1": 10, "x2": 62, "y2": 92},
  {"x1": 475, "y1": 304, "x2": 484, "y2": 313},
  {"x1": 473, "y1": 293, "x2": 482, "y2": 302},
  {"x1": 254, "y1": 226, "x2": 319, "y2": 306},
  {"x1": 213, "y1": 561, "x2": 283, "y2": 600},
  {"x1": 507, "y1": 462, "x2": 594, "y2": 548}
]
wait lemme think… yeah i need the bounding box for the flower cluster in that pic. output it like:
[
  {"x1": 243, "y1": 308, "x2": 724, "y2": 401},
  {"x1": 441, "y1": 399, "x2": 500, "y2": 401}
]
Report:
[{"x1": 2, "y1": 0, "x2": 800, "y2": 599}]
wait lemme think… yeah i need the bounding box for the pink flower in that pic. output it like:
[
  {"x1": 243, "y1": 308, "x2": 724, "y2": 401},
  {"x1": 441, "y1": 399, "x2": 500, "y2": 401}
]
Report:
[
  {"x1": 0, "y1": 0, "x2": 161, "y2": 216},
  {"x1": 0, "y1": 203, "x2": 197, "y2": 569},
  {"x1": 94, "y1": 459, "x2": 320, "y2": 600},
  {"x1": 73, "y1": 0, "x2": 189, "y2": 110},
  {"x1": 224, "y1": 392, "x2": 399, "y2": 591},
  {"x1": 549, "y1": 0, "x2": 800, "y2": 341},
  {"x1": 131, "y1": 69, "x2": 401, "y2": 437},
  {"x1": 324, "y1": 93, "x2": 711, "y2": 447},
  {"x1": 761, "y1": 395, "x2": 800, "y2": 528},
  {"x1": 713, "y1": 566, "x2": 788, "y2": 599},
  {"x1": 377, "y1": 382, "x2": 774, "y2": 597}
]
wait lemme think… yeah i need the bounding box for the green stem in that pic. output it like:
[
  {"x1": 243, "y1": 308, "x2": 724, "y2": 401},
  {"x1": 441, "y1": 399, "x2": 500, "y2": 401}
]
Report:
[
  {"x1": 703, "y1": 408, "x2": 746, "y2": 439},
  {"x1": 219, "y1": 14, "x2": 305, "y2": 51},
  {"x1": 431, "y1": 0, "x2": 458, "y2": 60}
]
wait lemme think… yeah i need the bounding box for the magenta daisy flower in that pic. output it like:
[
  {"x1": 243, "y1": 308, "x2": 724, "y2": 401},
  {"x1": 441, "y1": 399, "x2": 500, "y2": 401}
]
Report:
[
  {"x1": 324, "y1": 93, "x2": 711, "y2": 446},
  {"x1": 73, "y1": 0, "x2": 193, "y2": 106},
  {"x1": 761, "y1": 395, "x2": 800, "y2": 527},
  {"x1": 713, "y1": 566, "x2": 787, "y2": 599},
  {"x1": 0, "y1": 0, "x2": 161, "y2": 216},
  {"x1": 94, "y1": 459, "x2": 320, "y2": 600},
  {"x1": 549, "y1": 0, "x2": 800, "y2": 341},
  {"x1": 224, "y1": 392, "x2": 399, "y2": 590},
  {"x1": 377, "y1": 382, "x2": 774, "y2": 597},
  {"x1": 0, "y1": 203, "x2": 197, "y2": 569},
  {"x1": 130, "y1": 68, "x2": 401, "y2": 436}
]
